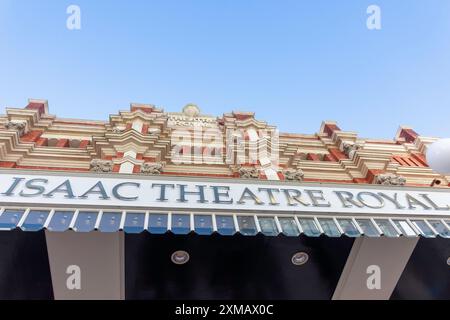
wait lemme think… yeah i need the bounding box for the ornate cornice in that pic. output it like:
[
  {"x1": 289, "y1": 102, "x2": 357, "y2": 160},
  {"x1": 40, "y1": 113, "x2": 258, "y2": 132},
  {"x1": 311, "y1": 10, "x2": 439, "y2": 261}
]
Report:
[{"x1": 0, "y1": 99, "x2": 444, "y2": 188}]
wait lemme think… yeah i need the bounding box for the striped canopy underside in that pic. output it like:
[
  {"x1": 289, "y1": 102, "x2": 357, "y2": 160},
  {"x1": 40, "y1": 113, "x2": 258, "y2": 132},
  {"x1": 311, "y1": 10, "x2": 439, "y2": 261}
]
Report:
[{"x1": 0, "y1": 208, "x2": 449, "y2": 238}]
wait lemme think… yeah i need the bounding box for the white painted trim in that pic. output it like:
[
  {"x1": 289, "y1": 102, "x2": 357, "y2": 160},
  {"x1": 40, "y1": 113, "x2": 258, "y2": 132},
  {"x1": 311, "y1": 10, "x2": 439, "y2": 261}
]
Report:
[
  {"x1": 406, "y1": 218, "x2": 422, "y2": 236},
  {"x1": 119, "y1": 211, "x2": 126, "y2": 230},
  {"x1": 333, "y1": 217, "x2": 344, "y2": 235},
  {"x1": 190, "y1": 213, "x2": 195, "y2": 232},
  {"x1": 254, "y1": 215, "x2": 261, "y2": 233},
  {"x1": 44, "y1": 209, "x2": 55, "y2": 228},
  {"x1": 313, "y1": 217, "x2": 324, "y2": 233},
  {"x1": 405, "y1": 219, "x2": 421, "y2": 237},
  {"x1": 273, "y1": 216, "x2": 282, "y2": 233},
  {"x1": 392, "y1": 219, "x2": 418, "y2": 237},
  {"x1": 424, "y1": 219, "x2": 439, "y2": 236},
  {"x1": 143, "y1": 211, "x2": 149, "y2": 230},
  {"x1": 388, "y1": 218, "x2": 402, "y2": 237},
  {"x1": 167, "y1": 212, "x2": 172, "y2": 231},
  {"x1": 370, "y1": 218, "x2": 384, "y2": 235},
  {"x1": 351, "y1": 217, "x2": 364, "y2": 235},
  {"x1": 17, "y1": 208, "x2": 30, "y2": 228},
  {"x1": 441, "y1": 219, "x2": 450, "y2": 231},
  {"x1": 444, "y1": 219, "x2": 450, "y2": 229},
  {"x1": 293, "y1": 216, "x2": 304, "y2": 233},
  {"x1": 68, "y1": 210, "x2": 79, "y2": 230},
  {"x1": 233, "y1": 214, "x2": 240, "y2": 233},
  {"x1": 211, "y1": 213, "x2": 218, "y2": 232},
  {"x1": 94, "y1": 210, "x2": 103, "y2": 230}
]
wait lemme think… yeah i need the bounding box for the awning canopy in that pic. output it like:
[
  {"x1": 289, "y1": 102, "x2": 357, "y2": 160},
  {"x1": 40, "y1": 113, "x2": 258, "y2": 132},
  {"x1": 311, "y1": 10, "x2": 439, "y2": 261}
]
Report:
[{"x1": 0, "y1": 207, "x2": 449, "y2": 238}]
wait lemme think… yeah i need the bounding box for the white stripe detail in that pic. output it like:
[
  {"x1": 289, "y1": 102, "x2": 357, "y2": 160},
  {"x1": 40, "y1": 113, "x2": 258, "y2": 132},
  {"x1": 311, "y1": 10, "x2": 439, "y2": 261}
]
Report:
[
  {"x1": 294, "y1": 216, "x2": 304, "y2": 234},
  {"x1": 212, "y1": 214, "x2": 218, "y2": 232},
  {"x1": 274, "y1": 216, "x2": 283, "y2": 234},
  {"x1": 254, "y1": 215, "x2": 261, "y2": 233},
  {"x1": 119, "y1": 211, "x2": 127, "y2": 230},
  {"x1": 94, "y1": 210, "x2": 103, "y2": 230},
  {"x1": 190, "y1": 213, "x2": 195, "y2": 231},
  {"x1": 17, "y1": 208, "x2": 30, "y2": 228},
  {"x1": 233, "y1": 214, "x2": 240, "y2": 233},
  {"x1": 68, "y1": 210, "x2": 79, "y2": 230},
  {"x1": 44, "y1": 209, "x2": 55, "y2": 229},
  {"x1": 144, "y1": 212, "x2": 149, "y2": 230},
  {"x1": 167, "y1": 212, "x2": 172, "y2": 231}
]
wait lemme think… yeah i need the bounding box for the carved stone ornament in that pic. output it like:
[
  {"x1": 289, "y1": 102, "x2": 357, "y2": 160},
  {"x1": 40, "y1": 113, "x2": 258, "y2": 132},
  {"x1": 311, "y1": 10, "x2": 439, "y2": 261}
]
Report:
[
  {"x1": 375, "y1": 173, "x2": 406, "y2": 186},
  {"x1": 141, "y1": 162, "x2": 165, "y2": 175},
  {"x1": 90, "y1": 159, "x2": 113, "y2": 173},
  {"x1": 5, "y1": 121, "x2": 26, "y2": 136},
  {"x1": 237, "y1": 166, "x2": 259, "y2": 179},
  {"x1": 283, "y1": 169, "x2": 305, "y2": 182},
  {"x1": 111, "y1": 126, "x2": 124, "y2": 133},
  {"x1": 342, "y1": 142, "x2": 362, "y2": 159}
]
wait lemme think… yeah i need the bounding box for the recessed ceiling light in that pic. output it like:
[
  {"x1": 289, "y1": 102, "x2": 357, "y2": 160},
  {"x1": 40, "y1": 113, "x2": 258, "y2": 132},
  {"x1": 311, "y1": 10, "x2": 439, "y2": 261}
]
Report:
[
  {"x1": 171, "y1": 250, "x2": 190, "y2": 265},
  {"x1": 292, "y1": 252, "x2": 309, "y2": 266},
  {"x1": 447, "y1": 257, "x2": 450, "y2": 266}
]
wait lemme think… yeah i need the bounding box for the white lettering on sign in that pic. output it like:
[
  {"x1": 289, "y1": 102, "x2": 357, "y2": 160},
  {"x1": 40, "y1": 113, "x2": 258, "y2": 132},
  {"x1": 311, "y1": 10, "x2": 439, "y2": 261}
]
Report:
[{"x1": 0, "y1": 173, "x2": 449, "y2": 215}]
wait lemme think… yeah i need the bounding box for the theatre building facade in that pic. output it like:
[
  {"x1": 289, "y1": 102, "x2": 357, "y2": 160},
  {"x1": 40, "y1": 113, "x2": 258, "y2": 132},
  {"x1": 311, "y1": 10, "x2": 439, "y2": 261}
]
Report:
[{"x1": 0, "y1": 99, "x2": 449, "y2": 300}]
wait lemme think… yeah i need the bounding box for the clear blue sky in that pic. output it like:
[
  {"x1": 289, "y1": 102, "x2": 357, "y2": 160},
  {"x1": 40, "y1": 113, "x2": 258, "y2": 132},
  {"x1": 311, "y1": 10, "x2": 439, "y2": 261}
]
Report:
[{"x1": 1, "y1": 0, "x2": 450, "y2": 139}]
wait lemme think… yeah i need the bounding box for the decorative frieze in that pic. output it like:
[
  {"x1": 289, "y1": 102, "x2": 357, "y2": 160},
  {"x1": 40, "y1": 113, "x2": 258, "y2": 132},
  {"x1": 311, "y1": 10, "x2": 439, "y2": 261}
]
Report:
[
  {"x1": 375, "y1": 173, "x2": 406, "y2": 186},
  {"x1": 90, "y1": 159, "x2": 113, "y2": 173},
  {"x1": 283, "y1": 169, "x2": 304, "y2": 182},
  {"x1": 141, "y1": 162, "x2": 165, "y2": 175}
]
